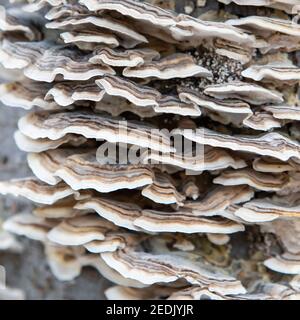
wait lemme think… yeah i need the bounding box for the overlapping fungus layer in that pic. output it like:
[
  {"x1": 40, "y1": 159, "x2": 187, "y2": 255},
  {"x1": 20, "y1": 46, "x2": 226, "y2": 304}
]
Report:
[{"x1": 1, "y1": 0, "x2": 300, "y2": 300}]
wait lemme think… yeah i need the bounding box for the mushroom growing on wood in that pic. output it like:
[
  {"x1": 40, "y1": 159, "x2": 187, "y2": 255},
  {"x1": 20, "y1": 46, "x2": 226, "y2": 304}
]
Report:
[{"x1": 1, "y1": 0, "x2": 300, "y2": 300}]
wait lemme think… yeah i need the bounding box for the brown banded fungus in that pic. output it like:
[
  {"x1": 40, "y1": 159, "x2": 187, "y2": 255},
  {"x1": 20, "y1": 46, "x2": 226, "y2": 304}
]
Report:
[{"x1": 1, "y1": 0, "x2": 300, "y2": 300}]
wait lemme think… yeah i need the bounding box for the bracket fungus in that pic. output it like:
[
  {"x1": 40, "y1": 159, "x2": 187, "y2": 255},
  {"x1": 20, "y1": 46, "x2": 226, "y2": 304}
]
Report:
[{"x1": 1, "y1": 0, "x2": 300, "y2": 300}]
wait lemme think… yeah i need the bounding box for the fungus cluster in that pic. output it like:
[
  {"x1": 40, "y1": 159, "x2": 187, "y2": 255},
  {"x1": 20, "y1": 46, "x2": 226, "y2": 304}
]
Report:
[{"x1": 1, "y1": 0, "x2": 300, "y2": 300}]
